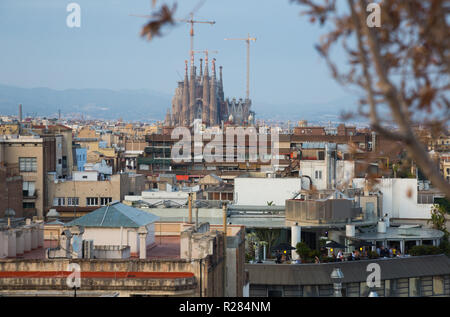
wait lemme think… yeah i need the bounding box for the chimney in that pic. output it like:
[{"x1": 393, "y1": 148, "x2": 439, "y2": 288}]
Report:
[
  {"x1": 195, "y1": 207, "x2": 199, "y2": 231},
  {"x1": 18, "y1": 104, "x2": 22, "y2": 122},
  {"x1": 188, "y1": 193, "x2": 193, "y2": 224}
]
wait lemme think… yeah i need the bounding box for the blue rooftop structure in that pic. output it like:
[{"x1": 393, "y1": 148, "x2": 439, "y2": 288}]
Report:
[
  {"x1": 75, "y1": 147, "x2": 87, "y2": 171},
  {"x1": 65, "y1": 202, "x2": 159, "y2": 228}
]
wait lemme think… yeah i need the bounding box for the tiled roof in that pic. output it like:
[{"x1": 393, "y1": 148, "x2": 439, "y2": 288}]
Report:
[{"x1": 65, "y1": 202, "x2": 159, "y2": 228}]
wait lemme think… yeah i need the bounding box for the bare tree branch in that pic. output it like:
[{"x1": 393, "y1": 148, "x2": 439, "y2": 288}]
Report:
[{"x1": 295, "y1": 0, "x2": 450, "y2": 197}]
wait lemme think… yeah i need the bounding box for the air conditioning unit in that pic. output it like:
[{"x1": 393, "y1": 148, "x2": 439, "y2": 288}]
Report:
[{"x1": 82, "y1": 240, "x2": 94, "y2": 259}]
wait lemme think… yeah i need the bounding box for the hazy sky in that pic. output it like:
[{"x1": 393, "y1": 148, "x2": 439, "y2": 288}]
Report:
[{"x1": 0, "y1": 0, "x2": 351, "y2": 106}]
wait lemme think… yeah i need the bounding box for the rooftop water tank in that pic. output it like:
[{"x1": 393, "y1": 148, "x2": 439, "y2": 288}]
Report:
[
  {"x1": 346, "y1": 224, "x2": 355, "y2": 237},
  {"x1": 377, "y1": 221, "x2": 387, "y2": 233}
]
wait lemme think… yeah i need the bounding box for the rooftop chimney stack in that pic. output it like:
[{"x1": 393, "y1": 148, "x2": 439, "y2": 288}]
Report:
[{"x1": 18, "y1": 104, "x2": 22, "y2": 123}]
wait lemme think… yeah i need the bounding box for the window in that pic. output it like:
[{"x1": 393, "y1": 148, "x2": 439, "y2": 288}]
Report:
[
  {"x1": 86, "y1": 197, "x2": 98, "y2": 206},
  {"x1": 386, "y1": 279, "x2": 398, "y2": 297},
  {"x1": 23, "y1": 202, "x2": 35, "y2": 209},
  {"x1": 360, "y1": 282, "x2": 370, "y2": 297},
  {"x1": 19, "y1": 157, "x2": 37, "y2": 172},
  {"x1": 384, "y1": 280, "x2": 391, "y2": 297},
  {"x1": 67, "y1": 197, "x2": 79, "y2": 206},
  {"x1": 433, "y1": 276, "x2": 444, "y2": 296},
  {"x1": 303, "y1": 285, "x2": 318, "y2": 297},
  {"x1": 267, "y1": 290, "x2": 283, "y2": 297},
  {"x1": 22, "y1": 181, "x2": 36, "y2": 197},
  {"x1": 318, "y1": 151, "x2": 325, "y2": 160},
  {"x1": 53, "y1": 197, "x2": 65, "y2": 206},
  {"x1": 100, "y1": 197, "x2": 112, "y2": 206},
  {"x1": 62, "y1": 156, "x2": 67, "y2": 168},
  {"x1": 409, "y1": 278, "x2": 421, "y2": 297},
  {"x1": 315, "y1": 170, "x2": 322, "y2": 179}
]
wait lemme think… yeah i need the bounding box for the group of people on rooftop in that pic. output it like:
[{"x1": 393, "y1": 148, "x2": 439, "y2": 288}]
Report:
[
  {"x1": 332, "y1": 245, "x2": 402, "y2": 262},
  {"x1": 272, "y1": 244, "x2": 403, "y2": 265}
]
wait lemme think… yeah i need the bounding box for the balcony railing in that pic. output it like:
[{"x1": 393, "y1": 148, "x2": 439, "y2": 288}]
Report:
[{"x1": 23, "y1": 189, "x2": 38, "y2": 199}]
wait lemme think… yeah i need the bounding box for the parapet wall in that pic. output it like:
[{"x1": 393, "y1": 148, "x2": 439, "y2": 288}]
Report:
[{"x1": 0, "y1": 258, "x2": 200, "y2": 295}]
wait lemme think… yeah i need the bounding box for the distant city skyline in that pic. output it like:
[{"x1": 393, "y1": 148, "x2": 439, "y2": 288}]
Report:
[{"x1": 0, "y1": 0, "x2": 356, "y2": 111}]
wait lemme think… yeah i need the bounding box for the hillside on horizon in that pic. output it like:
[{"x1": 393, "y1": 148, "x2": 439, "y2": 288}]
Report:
[{"x1": 0, "y1": 84, "x2": 362, "y2": 124}]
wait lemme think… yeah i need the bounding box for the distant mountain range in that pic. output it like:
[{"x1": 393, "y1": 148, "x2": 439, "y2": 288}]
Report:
[
  {"x1": 0, "y1": 84, "x2": 365, "y2": 124},
  {"x1": 0, "y1": 84, "x2": 171, "y2": 122}
]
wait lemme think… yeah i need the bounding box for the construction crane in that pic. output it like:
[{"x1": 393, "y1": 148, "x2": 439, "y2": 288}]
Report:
[
  {"x1": 224, "y1": 34, "x2": 256, "y2": 100},
  {"x1": 129, "y1": 12, "x2": 215, "y2": 61},
  {"x1": 178, "y1": 13, "x2": 215, "y2": 61},
  {"x1": 192, "y1": 49, "x2": 219, "y2": 63}
]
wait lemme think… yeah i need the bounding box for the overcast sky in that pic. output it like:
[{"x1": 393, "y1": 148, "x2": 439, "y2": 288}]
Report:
[{"x1": 0, "y1": 0, "x2": 352, "y2": 107}]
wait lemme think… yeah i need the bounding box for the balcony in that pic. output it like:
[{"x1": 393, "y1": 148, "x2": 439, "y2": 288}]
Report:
[{"x1": 23, "y1": 190, "x2": 38, "y2": 200}]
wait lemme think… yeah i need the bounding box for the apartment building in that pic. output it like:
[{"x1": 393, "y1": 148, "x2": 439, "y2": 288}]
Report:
[
  {"x1": 0, "y1": 165, "x2": 23, "y2": 218},
  {"x1": 138, "y1": 131, "x2": 291, "y2": 177},
  {"x1": 46, "y1": 171, "x2": 146, "y2": 219},
  {"x1": 32, "y1": 125, "x2": 74, "y2": 178},
  {"x1": 0, "y1": 135, "x2": 56, "y2": 219},
  {"x1": 439, "y1": 153, "x2": 450, "y2": 182}
]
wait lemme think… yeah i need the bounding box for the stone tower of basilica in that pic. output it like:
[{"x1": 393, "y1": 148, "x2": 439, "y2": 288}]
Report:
[{"x1": 165, "y1": 55, "x2": 254, "y2": 127}]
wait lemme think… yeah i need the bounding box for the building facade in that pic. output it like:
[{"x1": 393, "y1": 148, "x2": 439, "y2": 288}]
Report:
[
  {"x1": 0, "y1": 135, "x2": 56, "y2": 219},
  {"x1": 246, "y1": 255, "x2": 450, "y2": 297},
  {"x1": 46, "y1": 172, "x2": 146, "y2": 219}
]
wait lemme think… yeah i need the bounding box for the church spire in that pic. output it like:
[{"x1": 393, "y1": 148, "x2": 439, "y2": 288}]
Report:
[
  {"x1": 189, "y1": 54, "x2": 196, "y2": 124},
  {"x1": 165, "y1": 108, "x2": 172, "y2": 126},
  {"x1": 209, "y1": 58, "x2": 217, "y2": 125},
  {"x1": 212, "y1": 58, "x2": 216, "y2": 78},
  {"x1": 202, "y1": 54, "x2": 210, "y2": 125},
  {"x1": 182, "y1": 60, "x2": 190, "y2": 125}
]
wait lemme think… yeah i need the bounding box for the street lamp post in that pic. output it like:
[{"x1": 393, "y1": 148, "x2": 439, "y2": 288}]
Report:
[{"x1": 330, "y1": 268, "x2": 344, "y2": 297}]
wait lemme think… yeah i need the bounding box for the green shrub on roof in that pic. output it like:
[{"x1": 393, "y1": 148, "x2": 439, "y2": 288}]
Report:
[{"x1": 409, "y1": 245, "x2": 442, "y2": 256}]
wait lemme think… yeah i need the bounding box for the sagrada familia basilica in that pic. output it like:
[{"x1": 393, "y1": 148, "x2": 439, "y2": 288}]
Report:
[{"x1": 165, "y1": 54, "x2": 255, "y2": 127}]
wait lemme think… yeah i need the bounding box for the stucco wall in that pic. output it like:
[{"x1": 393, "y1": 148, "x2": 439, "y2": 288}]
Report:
[
  {"x1": 234, "y1": 178, "x2": 302, "y2": 206},
  {"x1": 80, "y1": 225, "x2": 155, "y2": 255},
  {"x1": 353, "y1": 178, "x2": 433, "y2": 219}
]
